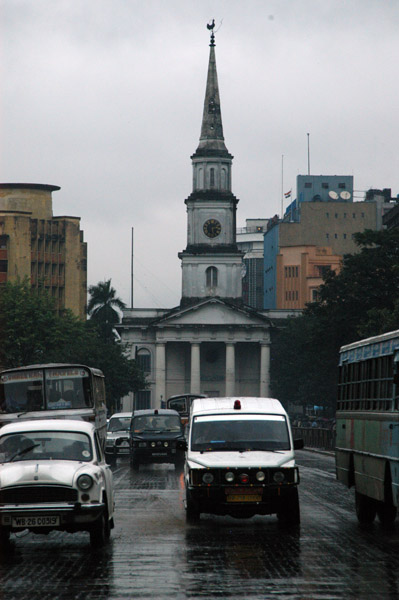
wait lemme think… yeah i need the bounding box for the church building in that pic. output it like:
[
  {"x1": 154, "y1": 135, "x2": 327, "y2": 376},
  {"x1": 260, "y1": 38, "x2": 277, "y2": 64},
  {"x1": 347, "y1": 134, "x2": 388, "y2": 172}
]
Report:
[{"x1": 117, "y1": 27, "x2": 273, "y2": 410}]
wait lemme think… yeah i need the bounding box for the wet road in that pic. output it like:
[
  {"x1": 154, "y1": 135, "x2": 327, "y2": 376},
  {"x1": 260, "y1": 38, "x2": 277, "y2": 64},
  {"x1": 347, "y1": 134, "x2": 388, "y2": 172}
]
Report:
[{"x1": 1, "y1": 451, "x2": 399, "y2": 599}]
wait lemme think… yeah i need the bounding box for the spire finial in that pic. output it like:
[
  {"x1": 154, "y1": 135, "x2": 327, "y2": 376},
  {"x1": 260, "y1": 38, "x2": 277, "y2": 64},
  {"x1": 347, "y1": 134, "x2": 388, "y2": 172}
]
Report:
[{"x1": 207, "y1": 19, "x2": 215, "y2": 46}]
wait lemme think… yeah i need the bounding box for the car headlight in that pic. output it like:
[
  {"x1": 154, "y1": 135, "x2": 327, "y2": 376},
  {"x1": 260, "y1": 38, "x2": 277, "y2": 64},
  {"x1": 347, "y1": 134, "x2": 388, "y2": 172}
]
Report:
[
  {"x1": 256, "y1": 471, "x2": 266, "y2": 482},
  {"x1": 77, "y1": 474, "x2": 94, "y2": 491},
  {"x1": 273, "y1": 471, "x2": 285, "y2": 483},
  {"x1": 151, "y1": 442, "x2": 156, "y2": 448},
  {"x1": 202, "y1": 472, "x2": 214, "y2": 484},
  {"x1": 163, "y1": 441, "x2": 169, "y2": 447},
  {"x1": 225, "y1": 471, "x2": 235, "y2": 482}
]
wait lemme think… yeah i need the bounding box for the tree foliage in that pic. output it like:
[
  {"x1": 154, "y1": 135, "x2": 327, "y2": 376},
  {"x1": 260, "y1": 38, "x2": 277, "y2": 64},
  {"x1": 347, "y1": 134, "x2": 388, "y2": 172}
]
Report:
[
  {"x1": 271, "y1": 229, "x2": 399, "y2": 413},
  {"x1": 87, "y1": 279, "x2": 126, "y2": 341},
  {"x1": 0, "y1": 279, "x2": 146, "y2": 412}
]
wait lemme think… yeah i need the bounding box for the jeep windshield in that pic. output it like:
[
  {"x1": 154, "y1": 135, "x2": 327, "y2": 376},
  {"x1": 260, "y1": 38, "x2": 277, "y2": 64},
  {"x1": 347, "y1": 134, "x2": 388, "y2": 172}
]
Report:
[
  {"x1": 190, "y1": 414, "x2": 290, "y2": 452},
  {"x1": 132, "y1": 414, "x2": 183, "y2": 434}
]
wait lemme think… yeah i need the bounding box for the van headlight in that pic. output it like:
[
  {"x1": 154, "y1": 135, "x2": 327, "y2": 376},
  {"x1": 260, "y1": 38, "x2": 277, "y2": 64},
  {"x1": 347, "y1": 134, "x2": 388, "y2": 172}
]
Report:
[{"x1": 225, "y1": 471, "x2": 235, "y2": 482}]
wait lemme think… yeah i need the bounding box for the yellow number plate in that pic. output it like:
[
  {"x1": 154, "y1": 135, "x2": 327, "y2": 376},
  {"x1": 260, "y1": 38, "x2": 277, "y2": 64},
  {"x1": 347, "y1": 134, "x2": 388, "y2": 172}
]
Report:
[{"x1": 226, "y1": 494, "x2": 262, "y2": 503}]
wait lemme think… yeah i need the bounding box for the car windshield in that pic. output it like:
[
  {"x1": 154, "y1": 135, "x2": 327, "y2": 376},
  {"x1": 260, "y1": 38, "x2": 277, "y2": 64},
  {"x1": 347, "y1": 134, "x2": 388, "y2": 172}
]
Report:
[
  {"x1": 0, "y1": 431, "x2": 93, "y2": 463},
  {"x1": 108, "y1": 417, "x2": 131, "y2": 432},
  {"x1": 132, "y1": 415, "x2": 182, "y2": 434},
  {"x1": 190, "y1": 415, "x2": 290, "y2": 452}
]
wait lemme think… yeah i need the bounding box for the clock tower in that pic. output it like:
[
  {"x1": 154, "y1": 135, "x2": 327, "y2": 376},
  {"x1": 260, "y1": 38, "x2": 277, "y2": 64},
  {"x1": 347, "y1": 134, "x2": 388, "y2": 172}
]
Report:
[{"x1": 179, "y1": 27, "x2": 243, "y2": 307}]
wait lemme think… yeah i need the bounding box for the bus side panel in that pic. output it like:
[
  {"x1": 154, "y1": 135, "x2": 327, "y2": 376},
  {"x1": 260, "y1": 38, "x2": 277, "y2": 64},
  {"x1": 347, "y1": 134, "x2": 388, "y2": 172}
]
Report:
[
  {"x1": 354, "y1": 454, "x2": 385, "y2": 502},
  {"x1": 335, "y1": 448, "x2": 352, "y2": 487}
]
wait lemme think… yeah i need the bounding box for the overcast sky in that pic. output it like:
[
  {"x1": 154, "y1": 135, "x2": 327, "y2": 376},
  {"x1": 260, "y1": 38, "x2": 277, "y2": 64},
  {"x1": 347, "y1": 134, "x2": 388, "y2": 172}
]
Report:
[{"x1": 1, "y1": 1, "x2": 399, "y2": 309}]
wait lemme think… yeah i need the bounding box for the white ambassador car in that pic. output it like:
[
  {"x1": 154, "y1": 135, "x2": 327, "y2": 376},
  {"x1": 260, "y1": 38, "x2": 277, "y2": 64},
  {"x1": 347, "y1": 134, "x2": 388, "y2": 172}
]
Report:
[{"x1": 0, "y1": 419, "x2": 114, "y2": 547}]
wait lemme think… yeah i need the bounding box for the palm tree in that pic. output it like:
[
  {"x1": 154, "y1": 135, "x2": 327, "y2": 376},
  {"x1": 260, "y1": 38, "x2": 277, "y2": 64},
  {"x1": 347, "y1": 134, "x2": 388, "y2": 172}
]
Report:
[{"x1": 87, "y1": 280, "x2": 126, "y2": 341}]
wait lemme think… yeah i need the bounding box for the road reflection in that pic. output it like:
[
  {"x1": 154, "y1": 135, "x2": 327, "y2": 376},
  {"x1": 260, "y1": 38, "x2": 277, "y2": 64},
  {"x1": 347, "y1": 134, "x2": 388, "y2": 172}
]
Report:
[{"x1": 184, "y1": 517, "x2": 301, "y2": 596}]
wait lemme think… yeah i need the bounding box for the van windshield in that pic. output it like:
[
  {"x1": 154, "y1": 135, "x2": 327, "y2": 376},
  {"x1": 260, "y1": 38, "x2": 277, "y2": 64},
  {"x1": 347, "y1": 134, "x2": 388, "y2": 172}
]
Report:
[{"x1": 191, "y1": 415, "x2": 290, "y2": 452}]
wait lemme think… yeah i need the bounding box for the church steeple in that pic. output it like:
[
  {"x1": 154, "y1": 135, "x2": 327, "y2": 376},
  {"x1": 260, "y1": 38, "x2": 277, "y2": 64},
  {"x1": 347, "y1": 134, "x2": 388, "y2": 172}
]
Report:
[
  {"x1": 194, "y1": 26, "x2": 230, "y2": 157},
  {"x1": 179, "y1": 22, "x2": 243, "y2": 308}
]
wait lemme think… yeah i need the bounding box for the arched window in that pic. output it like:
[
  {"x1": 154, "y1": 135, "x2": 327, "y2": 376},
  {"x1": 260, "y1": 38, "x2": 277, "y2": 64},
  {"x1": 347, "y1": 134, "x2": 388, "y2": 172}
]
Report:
[
  {"x1": 210, "y1": 168, "x2": 215, "y2": 188},
  {"x1": 136, "y1": 348, "x2": 151, "y2": 373},
  {"x1": 221, "y1": 168, "x2": 227, "y2": 190},
  {"x1": 206, "y1": 266, "x2": 218, "y2": 288},
  {"x1": 198, "y1": 167, "x2": 204, "y2": 189}
]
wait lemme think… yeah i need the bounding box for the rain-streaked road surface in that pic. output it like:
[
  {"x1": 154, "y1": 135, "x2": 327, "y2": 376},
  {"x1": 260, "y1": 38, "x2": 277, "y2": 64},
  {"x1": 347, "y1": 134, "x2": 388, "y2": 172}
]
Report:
[{"x1": 1, "y1": 450, "x2": 399, "y2": 599}]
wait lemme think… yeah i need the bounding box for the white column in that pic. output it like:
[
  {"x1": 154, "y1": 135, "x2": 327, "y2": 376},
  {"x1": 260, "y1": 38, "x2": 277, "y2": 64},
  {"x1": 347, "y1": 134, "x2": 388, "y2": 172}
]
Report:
[
  {"x1": 190, "y1": 343, "x2": 201, "y2": 394},
  {"x1": 260, "y1": 343, "x2": 270, "y2": 397},
  {"x1": 225, "y1": 343, "x2": 235, "y2": 396},
  {"x1": 155, "y1": 343, "x2": 166, "y2": 408}
]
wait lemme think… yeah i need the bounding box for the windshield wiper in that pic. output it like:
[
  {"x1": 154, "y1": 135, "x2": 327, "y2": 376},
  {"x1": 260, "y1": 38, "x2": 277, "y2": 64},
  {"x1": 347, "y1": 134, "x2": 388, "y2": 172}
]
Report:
[{"x1": 9, "y1": 443, "x2": 41, "y2": 462}]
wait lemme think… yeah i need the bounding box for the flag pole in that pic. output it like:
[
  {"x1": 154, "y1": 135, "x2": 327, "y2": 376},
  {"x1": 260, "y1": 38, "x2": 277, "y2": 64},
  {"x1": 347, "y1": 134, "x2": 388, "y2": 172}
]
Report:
[
  {"x1": 281, "y1": 154, "x2": 284, "y2": 219},
  {"x1": 307, "y1": 133, "x2": 310, "y2": 175}
]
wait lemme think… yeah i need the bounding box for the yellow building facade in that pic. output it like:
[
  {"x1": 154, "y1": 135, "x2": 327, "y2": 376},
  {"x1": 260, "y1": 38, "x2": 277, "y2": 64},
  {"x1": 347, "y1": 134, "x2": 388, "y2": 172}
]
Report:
[
  {"x1": 0, "y1": 184, "x2": 87, "y2": 318},
  {"x1": 276, "y1": 245, "x2": 342, "y2": 309}
]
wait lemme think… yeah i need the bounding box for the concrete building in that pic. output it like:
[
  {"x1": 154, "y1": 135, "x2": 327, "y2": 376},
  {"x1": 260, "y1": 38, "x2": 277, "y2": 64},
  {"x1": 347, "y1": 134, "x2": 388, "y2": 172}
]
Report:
[
  {"x1": 264, "y1": 175, "x2": 394, "y2": 310},
  {"x1": 237, "y1": 219, "x2": 268, "y2": 310},
  {"x1": 276, "y1": 245, "x2": 342, "y2": 309},
  {"x1": 118, "y1": 30, "x2": 276, "y2": 411},
  {"x1": 0, "y1": 183, "x2": 87, "y2": 318}
]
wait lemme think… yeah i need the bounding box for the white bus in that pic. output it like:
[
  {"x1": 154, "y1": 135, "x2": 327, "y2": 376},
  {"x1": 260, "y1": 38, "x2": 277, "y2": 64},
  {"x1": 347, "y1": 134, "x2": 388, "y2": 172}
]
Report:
[{"x1": 0, "y1": 364, "x2": 107, "y2": 446}]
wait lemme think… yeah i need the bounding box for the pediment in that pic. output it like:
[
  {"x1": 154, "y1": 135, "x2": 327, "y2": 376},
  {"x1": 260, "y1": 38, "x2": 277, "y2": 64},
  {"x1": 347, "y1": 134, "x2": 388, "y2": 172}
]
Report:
[{"x1": 154, "y1": 299, "x2": 270, "y2": 328}]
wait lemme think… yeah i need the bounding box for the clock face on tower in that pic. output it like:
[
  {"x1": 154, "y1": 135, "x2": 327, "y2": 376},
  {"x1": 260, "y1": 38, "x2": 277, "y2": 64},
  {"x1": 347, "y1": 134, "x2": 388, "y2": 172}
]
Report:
[{"x1": 203, "y1": 218, "x2": 222, "y2": 238}]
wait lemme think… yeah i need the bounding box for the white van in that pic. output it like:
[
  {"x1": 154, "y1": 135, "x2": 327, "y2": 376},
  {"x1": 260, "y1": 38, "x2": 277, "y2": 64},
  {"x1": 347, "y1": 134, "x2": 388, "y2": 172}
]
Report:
[{"x1": 184, "y1": 397, "x2": 303, "y2": 524}]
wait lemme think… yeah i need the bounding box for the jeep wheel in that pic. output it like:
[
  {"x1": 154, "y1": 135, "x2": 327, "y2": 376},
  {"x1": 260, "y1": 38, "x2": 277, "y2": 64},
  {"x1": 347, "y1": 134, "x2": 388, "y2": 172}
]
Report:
[
  {"x1": 186, "y1": 490, "x2": 200, "y2": 522},
  {"x1": 277, "y1": 488, "x2": 300, "y2": 527},
  {"x1": 90, "y1": 507, "x2": 110, "y2": 547}
]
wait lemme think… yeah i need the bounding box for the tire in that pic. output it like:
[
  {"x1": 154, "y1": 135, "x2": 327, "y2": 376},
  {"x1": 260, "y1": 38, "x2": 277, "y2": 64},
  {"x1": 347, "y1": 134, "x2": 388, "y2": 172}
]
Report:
[
  {"x1": 106, "y1": 454, "x2": 116, "y2": 467},
  {"x1": 277, "y1": 487, "x2": 300, "y2": 527},
  {"x1": 355, "y1": 491, "x2": 377, "y2": 524},
  {"x1": 186, "y1": 490, "x2": 200, "y2": 522},
  {"x1": 90, "y1": 507, "x2": 111, "y2": 547},
  {"x1": 0, "y1": 527, "x2": 10, "y2": 547},
  {"x1": 377, "y1": 502, "x2": 397, "y2": 526}
]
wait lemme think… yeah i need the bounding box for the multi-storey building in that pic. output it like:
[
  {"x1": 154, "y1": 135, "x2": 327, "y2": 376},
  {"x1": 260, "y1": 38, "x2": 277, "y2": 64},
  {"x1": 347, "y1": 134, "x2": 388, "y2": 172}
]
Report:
[
  {"x1": 236, "y1": 219, "x2": 268, "y2": 310},
  {"x1": 264, "y1": 176, "x2": 394, "y2": 310},
  {"x1": 0, "y1": 183, "x2": 87, "y2": 318}
]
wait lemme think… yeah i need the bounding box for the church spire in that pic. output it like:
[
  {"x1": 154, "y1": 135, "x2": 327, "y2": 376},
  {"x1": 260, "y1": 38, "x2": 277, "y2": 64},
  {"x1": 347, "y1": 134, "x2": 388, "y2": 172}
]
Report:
[{"x1": 193, "y1": 21, "x2": 230, "y2": 157}]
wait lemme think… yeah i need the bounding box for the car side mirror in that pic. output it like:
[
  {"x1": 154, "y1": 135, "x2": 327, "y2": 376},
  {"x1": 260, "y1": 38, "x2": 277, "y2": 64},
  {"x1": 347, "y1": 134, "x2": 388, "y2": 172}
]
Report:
[{"x1": 293, "y1": 438, "x2": 304, "y2": 450}]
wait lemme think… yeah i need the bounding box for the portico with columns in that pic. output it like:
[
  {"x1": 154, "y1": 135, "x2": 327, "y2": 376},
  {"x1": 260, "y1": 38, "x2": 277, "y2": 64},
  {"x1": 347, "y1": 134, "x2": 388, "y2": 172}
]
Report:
[{"x1": 117, "y1": 25, "x2": 273, "y2": 410}]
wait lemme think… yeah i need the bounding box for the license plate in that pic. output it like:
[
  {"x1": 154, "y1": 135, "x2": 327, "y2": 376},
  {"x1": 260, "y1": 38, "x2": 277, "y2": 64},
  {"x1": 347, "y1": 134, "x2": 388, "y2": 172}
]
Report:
[
  {"x1": 152, "y1": 452, "x2": 167, "y2": 456},
  {"x1": 226, "y1": 495, "x2": 262, "y2": 503},
  {"x1": 10, "y1": 515, "x2": 60, "y2": 528}
]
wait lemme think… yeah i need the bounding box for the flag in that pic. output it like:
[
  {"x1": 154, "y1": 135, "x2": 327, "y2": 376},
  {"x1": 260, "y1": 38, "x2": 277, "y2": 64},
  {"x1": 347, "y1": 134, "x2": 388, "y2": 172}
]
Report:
[{"x1": 284, "y1": 190, "x2": 292, "y2": 199}]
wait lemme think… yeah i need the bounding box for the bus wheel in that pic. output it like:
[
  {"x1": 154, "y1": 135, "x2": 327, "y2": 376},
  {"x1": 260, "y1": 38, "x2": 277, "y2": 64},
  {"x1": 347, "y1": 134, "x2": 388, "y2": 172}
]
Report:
[
  {"x1": 377, "y1": 502, "x2": 397, "y2": 526},
  {"x1": 355, "y1": 491, "x2": 377, "y2": 524}
]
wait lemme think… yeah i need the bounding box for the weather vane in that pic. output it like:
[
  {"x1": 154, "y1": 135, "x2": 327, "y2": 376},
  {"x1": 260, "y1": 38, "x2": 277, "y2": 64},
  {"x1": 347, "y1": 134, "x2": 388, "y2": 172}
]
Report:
[{"x1": 207, "y1": 19, "x2": 215, "y2": 46}]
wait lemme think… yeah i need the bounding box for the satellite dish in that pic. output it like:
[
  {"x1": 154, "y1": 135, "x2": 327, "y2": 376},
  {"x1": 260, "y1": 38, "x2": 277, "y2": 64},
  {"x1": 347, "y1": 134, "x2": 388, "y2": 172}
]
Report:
[
  {"x1": 340, "y1": 191, "x2": 351, "y2": 200},
  {"x1": 328, "y1": 190, "x2": 339, "y2": 200}
]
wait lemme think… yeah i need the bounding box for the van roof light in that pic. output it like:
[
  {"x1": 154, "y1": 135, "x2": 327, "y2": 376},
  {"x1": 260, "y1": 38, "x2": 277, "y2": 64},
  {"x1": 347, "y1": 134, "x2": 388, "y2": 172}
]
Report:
[{"x1": 234, "y1": 400, "x2": 241, "y2": 410}]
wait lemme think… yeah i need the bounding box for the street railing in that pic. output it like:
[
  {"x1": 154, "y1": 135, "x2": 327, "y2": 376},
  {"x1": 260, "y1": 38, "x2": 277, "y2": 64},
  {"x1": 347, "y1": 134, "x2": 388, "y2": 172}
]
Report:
[{"x1": 292, "y1": 427, "x2": 336, "y2": 451}]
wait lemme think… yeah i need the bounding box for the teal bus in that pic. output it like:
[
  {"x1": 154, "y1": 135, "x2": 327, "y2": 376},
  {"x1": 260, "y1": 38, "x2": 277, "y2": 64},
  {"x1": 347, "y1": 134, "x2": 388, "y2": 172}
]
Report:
[{"x1": 336, "y1": 330, "x2": 399, "y2": 524}]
